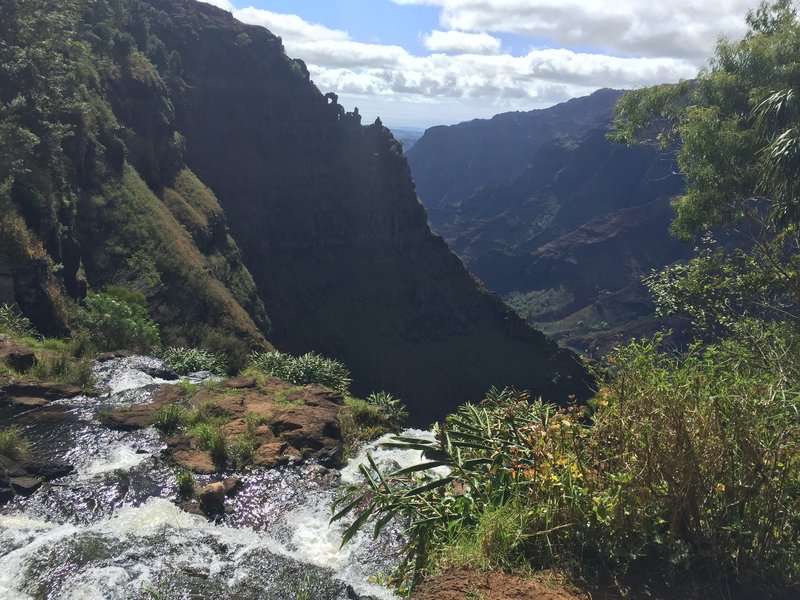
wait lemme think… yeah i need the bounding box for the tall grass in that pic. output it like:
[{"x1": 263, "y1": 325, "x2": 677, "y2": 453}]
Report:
[
  {"x1": 334, "y1": 331, "x2": 800, "y2": 592},
  {"x1": 0, "y1": 304, "x2": 36, "y2": 338},
  {"x1": 0, "y1": 426, "x2": 30, "y2": 461}
]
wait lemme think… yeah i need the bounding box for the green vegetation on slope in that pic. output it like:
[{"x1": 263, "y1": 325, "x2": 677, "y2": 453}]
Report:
[{"x1": 0, "y1": 0, "x2": 270, "y2": 366}]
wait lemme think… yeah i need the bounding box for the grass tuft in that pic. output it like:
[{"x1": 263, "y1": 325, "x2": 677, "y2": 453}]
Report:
[{"x1": 0, "y1": 426, "x2": 30, "y2": 461}]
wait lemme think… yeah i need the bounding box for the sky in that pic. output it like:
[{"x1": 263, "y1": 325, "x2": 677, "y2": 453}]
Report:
[{"x1": 198, "y1": 0, "x2": 755, "y2": 128}]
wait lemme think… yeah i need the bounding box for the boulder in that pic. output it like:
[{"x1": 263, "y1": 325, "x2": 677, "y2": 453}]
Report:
[
  {"x1": 0, "y1": 380, "x2": 83, "y2": 408},
  {"x1": 270, "y1": 405, "x2": 343, "y2": 467},
  {"x1": 222, "y1": 376, "x2": 256, "y2": 389},
  {"x1": 0, "y1": 337, "x2": 35, "y2": 373},
  {"x1": 10, "y1": 476, "x2": 41, "y2": 495},
  {"x1": 197, "y1": 482, "x2": 226, "y2": 515},
  {"x1": 253, "y1": 441, "x2": 291, "y2": 468},
  {"x1": 140, "y1": 364, "x2": 179, "y2": 380},
  {"x1": 222, "y1": 476, "x2": 242, "y2": 496},
  {"x1": 166, "y1": 436, "x2": 218, "y2": 474},
  {"x1": 18, "y1": 460, "x2": 74, "y2": 481}
]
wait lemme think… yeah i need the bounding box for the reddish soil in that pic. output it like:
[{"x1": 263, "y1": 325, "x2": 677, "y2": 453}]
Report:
[
  {"x1": 413, "y1": 568, "x2": 798, "y2": 600},
  {"x1": 412, "y1": 569, "x2": 587, "y2": 600}
]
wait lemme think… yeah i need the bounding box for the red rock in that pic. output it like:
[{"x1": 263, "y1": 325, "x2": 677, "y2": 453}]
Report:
[{"x1": 197, "y1": 482, "x2": 225, "y2": 515}]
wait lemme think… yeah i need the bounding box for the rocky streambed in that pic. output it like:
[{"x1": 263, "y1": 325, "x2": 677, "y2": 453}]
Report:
[{"x1": 0, "y1": 355, "x2": 429, "y2": 599}]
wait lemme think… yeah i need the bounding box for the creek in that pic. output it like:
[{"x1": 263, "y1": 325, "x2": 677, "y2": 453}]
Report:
[{"x1": 0, "y1": 356, "x2": 430, "y2": 599}]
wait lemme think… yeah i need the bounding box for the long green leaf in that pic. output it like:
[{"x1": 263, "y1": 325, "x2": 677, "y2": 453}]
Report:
[
  {"x1": 340, "y1": 506, "x2": 374, "y2": 547},
  {"x1": 390, "y1": 460, "x2": 449, "y2": 477},
  {"x1": 403, "y1": 476, "x2": 454, "y2": 497}
]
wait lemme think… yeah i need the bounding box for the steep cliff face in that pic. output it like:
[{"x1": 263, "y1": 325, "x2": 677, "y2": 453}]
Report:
[
  {"x1": 406, "y1": 93, "x2": 688, "y2": 354},
  {"x1": 0, "y1": 0, "x2": 268, "y2": 361},
  {"x1": 139, "y1": 0, "x2": 590, "y2": 424}
]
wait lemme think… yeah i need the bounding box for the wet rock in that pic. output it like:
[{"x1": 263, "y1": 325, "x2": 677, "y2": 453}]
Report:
[
  {"x1": 178, "y1": 500, "x2": 205, "y2": 517},
  {"x1": 96, "y1": 350, "x2": 135, "y2": 362},
  {"x1": 253, "y1": 441, "x2": 291, "y2": 468},
  {"x1": 139, "y1": 364, "x2": 179, "y2": 380},
  {"x1": 0, "y1": 337, "x2": 36, "y2": 372},
  {"x1": 10, "y1": 476, "x2": 41, "y2": 495},
  {"x1": 18, "y1": 460, "x2": 74, "y2": 481},
  {"x1": 222, "y1": 476, "x2": 242, "y2": 496},
  {"x1": 0, "y1": 456, "x2": 27, "y2": 478},
  {"x1": 0, "y1": 380, "x2": 83, "y2": 408},
  {"x1": 197, "y1": 481, "x2": 226, "y2": 515},
  {"x1": 101, "y1": 384, "x2": 187, "y2": 430},
  {"x1": 0, "y1": 484, "x2": 14, "y2": 503}
]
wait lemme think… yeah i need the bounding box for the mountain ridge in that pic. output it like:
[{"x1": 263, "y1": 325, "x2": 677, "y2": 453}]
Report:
[{"x1": 406, "y1": 91, "x2": 688, "y2": 353}]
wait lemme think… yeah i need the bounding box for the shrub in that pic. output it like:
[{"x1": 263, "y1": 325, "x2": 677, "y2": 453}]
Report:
[
  {"x1": 153, "y1": 403, "x2": 187, "y2": 434},
  {"x1": 335, "y1": 332, "x2": 800, "y2": 592},
  {"x1": 175, "y1": 468, "x2": 195, "y2": 497},
  {"x1": 247, "y1": 350, "x2": 351, "y2": 393},
  {"x1": 0, "y1": 426, "x2": 30, "y2": 461},
  {"x1": 365, "y1": 391, "x2": 408, "y2": 426},
  {"x1": 0, "y1": 304, "x2": 36, "y2": 338},
  {"x1": 77, "y1": 291, "x2": 160, "y2": 353},
  {"x1": 161, "y1": 346, "x2": 227, "y2": 376},
  {"x1": 339, "y1": 397, "x2": 395, "y2": 459}
]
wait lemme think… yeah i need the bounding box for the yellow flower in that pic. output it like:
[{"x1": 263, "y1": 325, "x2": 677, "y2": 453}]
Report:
[{"x1": 715, "y1": 483, "x2": 726, "y2": 494}]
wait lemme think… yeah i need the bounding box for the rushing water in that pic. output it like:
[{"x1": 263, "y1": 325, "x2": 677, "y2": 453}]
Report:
[{"x1": 0, "y1": 356, "x2": 432, "y2": 600}]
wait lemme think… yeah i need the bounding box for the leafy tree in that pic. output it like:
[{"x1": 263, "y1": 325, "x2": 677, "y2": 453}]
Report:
[{"x1": 611, "y1": 0, "x2": 800, "y2": 333}]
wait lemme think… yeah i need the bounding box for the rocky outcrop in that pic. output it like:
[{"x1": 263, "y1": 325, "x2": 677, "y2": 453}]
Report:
[
  {"x1": 0, "y1": 455, "x2": 74, "y2": 505},
  {"x1": 0, "y1": 379, "x2": 84, "y2": 408},
  {"x1": 101, "y1": 376, "x2": 346, "y2": 471}
]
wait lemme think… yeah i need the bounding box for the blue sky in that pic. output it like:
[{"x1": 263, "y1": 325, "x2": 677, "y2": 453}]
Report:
[{"x1": 201, "y1": 0, "x2": 753, "y2": 128}]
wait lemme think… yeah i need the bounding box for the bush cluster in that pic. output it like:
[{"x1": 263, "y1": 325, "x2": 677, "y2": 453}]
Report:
[
  {"x1": 161, "y1": 347, "x2": 227, "y2": 376},
  {"x1": 77, "y1": 289, "x2": 160, "y2": 353},
  {"x1": 365, "y1": 391, "x2": 408, "y2": 426},
  {"x1": 248, "y1": 350, "x2": 351, "y2": 393},
  {"x1": 335, "y1": 331, "x2": 800, "y2": 592}
]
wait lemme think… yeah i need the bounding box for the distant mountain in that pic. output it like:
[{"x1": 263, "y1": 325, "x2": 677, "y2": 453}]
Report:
[
  {"x1": 388, "y1": 126, "x2": 425, "y2": 151},
  {"x1": 406, "y1": 91, "x2": 688, "y2": 354}
]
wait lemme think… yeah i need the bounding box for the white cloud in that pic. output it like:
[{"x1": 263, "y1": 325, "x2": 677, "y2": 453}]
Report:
[
  {"x1": 423, "y1": 30, "x2": 501, "y2": 54},
  {"x1": 232, "y1": 7, "x2": 349, "y2": 44},
  {"x1": 391, "y1": 0, "x2": 751, "y2": 62},
  {"x1": 196, "y1": 0, "x2": 746, "y2": 125},
  {"x1": 198, "y1": 0, "x2": 235, "y2": 12}
]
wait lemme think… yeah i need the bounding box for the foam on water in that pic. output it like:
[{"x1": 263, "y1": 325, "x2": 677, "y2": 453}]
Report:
[
  {"x1": 80, "y1": 444, "x2": 150, "y2": 478},
  {"x1": 0, "y1": 356, "x2": 441, "y2": 599}
]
